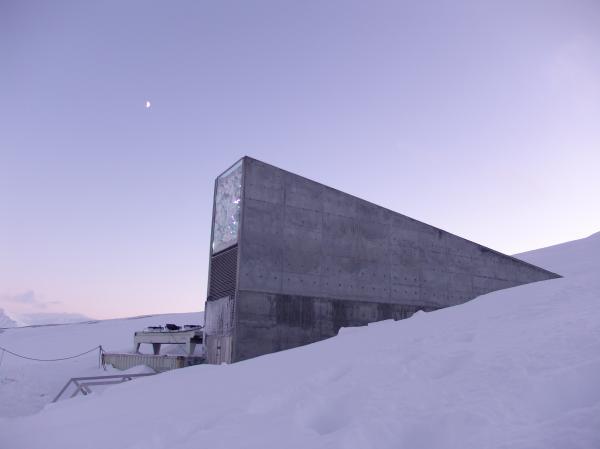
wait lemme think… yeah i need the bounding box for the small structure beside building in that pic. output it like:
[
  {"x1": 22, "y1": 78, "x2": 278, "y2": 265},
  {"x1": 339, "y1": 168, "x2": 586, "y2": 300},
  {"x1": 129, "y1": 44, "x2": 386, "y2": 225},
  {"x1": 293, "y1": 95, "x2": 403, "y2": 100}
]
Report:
[
  {"x1": 101, "y1": 352, "x2": 204, "y2": 372},
  {"x1": 133, "y1": 325, "x2": 203, "y2": 356},
  {"x1": 102, "y1": 324, "x2": 204, "y2": 372}
]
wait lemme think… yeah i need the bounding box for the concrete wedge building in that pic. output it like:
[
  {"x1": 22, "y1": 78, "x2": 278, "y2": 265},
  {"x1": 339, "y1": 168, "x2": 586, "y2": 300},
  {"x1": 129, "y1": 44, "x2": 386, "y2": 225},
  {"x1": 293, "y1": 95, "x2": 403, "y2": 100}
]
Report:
[{"x1": 203, "y1": 157, "x2": 560, "y2": 364}]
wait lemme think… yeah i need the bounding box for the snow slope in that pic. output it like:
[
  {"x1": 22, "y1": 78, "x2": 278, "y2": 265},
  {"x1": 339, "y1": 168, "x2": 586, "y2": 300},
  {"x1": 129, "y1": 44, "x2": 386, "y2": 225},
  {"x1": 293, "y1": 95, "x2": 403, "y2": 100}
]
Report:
[
  {"x1": 1, "y1": 233, "x2": 599, "y2": 449},
  {"x1": 0, "y1": 312, "x2": 203, "y2": 418},
  {"x1": 516, "y1": 231, "x2": 600, "y2": 277},
  {"x1": 0, "y1": 309, "x2": 19, "y2": 328}
]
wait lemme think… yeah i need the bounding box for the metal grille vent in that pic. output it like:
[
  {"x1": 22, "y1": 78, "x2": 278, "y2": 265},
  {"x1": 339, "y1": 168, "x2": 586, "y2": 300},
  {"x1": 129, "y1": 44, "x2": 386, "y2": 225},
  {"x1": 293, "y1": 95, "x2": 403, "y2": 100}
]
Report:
[{"x1": 208, "y1": 245, "x2": 238, "y2": 301}]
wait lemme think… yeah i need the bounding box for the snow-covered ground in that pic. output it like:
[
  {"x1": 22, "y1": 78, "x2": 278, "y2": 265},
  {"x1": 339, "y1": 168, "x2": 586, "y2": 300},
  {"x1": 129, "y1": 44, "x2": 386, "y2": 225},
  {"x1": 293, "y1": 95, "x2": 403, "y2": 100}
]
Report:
[
  {"x1": 1, "y1": 233, "x2": 599, "y2": 449},
  {"x1": 0, "y1": 312, "x2": 203, "y2": 418}
]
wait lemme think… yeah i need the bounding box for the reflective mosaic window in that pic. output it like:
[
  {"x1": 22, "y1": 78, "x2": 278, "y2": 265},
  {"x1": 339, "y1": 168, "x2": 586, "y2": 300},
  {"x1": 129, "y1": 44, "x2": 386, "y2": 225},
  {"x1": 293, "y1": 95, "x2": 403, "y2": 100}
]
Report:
[{"x1": 212, "y1": 160, "x2": 243, "y2": 253}]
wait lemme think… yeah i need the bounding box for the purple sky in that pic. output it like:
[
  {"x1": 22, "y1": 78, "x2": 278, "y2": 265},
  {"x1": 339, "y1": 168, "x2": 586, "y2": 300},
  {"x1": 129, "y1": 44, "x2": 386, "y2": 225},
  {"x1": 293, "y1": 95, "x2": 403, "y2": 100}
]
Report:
[{"x1": 1, "y1": 0, "x2": 599, "y2": 319}]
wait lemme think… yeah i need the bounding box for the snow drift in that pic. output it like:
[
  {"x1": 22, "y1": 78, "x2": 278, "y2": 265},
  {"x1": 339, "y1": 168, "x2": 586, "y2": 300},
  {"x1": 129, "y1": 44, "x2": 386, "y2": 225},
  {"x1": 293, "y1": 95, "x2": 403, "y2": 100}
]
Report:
[{"x1": 1, "y1": 233, "x2": 599, "y2": 449}]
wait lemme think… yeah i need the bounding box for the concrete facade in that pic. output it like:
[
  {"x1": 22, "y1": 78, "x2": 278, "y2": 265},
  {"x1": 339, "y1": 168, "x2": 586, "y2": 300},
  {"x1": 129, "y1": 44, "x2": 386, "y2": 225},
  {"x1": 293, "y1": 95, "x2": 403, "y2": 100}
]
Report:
[{"x1": 204, "y1": 157, "x2": 560, "y2": 364}]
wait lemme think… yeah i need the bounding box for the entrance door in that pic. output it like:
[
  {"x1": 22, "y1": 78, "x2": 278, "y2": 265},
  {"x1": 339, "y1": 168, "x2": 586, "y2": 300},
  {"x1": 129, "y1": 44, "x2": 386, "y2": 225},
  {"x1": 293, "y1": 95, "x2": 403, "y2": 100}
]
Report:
[{"x1": 204, "y1": 295, "x2": 235, "y2": 364}]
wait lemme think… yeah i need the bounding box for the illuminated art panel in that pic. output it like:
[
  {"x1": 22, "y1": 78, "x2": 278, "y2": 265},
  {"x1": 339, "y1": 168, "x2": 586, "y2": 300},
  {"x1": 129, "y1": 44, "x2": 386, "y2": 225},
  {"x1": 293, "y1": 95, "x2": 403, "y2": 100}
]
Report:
[{"x1": 212, "y1": 160, "x2": 243, "y2": 253}]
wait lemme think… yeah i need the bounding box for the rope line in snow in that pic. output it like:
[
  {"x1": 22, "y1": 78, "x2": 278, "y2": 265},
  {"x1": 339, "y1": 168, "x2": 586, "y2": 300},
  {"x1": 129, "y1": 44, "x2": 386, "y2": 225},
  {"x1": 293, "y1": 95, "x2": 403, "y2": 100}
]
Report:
[{"x1": 0, "y1": 345, "x2": 101, "y2": 362}]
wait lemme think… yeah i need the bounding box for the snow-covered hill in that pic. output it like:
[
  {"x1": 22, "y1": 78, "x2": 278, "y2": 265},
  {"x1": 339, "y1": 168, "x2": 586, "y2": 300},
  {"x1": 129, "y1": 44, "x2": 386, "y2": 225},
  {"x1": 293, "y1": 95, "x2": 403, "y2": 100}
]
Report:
[
  {"x1": 0, "y1": 290, "x2": 95, "y2": 327},
  {"x1": 1, "y1": 233, "x2": 599, "y2": 449},
  {"x1": 516, "y1": 231, "x2": 600, "y2": 277},
  {"x1": 0, "y1": 309, "x2": 19, "y2": 328}
]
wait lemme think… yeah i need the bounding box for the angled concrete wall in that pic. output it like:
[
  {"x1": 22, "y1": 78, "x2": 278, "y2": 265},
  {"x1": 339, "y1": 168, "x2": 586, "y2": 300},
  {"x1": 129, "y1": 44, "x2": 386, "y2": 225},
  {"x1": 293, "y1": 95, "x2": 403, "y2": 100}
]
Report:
[{"x1": 206, "y1": 157, "x2": 560, "y2": 363}]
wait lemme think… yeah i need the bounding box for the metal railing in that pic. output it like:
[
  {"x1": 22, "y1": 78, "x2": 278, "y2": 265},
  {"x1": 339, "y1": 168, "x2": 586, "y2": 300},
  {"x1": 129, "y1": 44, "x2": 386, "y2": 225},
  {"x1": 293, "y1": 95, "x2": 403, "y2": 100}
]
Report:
[{"x1": 52, "y1": 373, "x2": 156, "y2": 403}]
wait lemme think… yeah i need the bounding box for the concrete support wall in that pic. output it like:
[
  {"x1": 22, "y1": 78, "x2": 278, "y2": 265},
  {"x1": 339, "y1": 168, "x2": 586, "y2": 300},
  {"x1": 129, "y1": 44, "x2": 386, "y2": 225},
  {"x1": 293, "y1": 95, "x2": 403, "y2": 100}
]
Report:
[
  {"x1": 233, "y1": 290, "x2": 437, "y2": 361},
  {"x1": 206, "y1": 157, "x2": 560, "y2": 363}
]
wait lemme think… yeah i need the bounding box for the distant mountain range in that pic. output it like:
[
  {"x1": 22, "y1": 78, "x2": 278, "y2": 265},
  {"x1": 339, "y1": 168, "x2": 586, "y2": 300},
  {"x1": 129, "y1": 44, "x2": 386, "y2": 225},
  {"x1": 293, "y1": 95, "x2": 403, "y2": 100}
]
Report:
[{"x1": 0, "y1": 308, "x2": 92, "y2": 328}]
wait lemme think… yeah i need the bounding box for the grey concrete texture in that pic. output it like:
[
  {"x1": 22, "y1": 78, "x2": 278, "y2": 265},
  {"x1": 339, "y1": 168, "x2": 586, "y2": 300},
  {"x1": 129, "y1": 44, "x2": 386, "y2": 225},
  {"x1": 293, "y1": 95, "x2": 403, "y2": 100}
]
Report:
[
  {"x1": 232, "y1": 290, "x2": 436, "y2": 362},
  {"x1": 238, "y1": 157, "x2": 559, "y2": 308}
]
